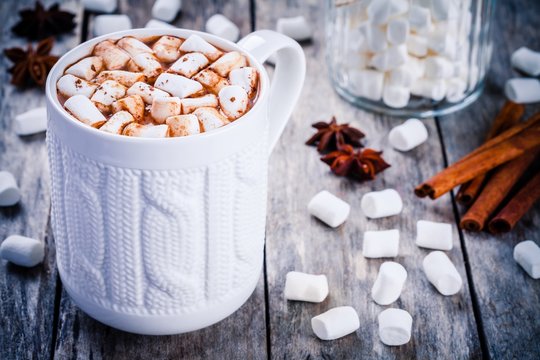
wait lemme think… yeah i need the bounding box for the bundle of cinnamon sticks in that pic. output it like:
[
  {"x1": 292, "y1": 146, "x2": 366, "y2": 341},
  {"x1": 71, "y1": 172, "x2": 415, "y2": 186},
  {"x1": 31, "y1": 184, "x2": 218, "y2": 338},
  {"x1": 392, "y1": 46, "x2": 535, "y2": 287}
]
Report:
[{"x1": 415, "y1": 101, "x2": 540, "y2": 234}]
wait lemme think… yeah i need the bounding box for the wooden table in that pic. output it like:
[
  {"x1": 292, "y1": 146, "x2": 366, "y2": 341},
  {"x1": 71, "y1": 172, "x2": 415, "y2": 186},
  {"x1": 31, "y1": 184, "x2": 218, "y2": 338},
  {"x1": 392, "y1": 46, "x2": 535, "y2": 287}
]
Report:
[{"x1": 1, "y1": 0, "x2": 539, "y2": 358}]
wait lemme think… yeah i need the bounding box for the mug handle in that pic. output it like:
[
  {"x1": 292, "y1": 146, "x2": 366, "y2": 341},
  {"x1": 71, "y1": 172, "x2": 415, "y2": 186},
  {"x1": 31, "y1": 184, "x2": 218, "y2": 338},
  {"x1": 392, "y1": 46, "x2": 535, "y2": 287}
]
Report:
[{"x1": 238, "y1": 30, "x2": 306, "y2": 152}]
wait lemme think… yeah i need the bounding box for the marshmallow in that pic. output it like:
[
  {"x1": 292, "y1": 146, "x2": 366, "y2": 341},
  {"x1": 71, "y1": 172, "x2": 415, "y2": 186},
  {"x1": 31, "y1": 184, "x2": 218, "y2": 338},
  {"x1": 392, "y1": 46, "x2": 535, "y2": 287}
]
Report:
[
  {"x1": 206, "y1": 14, "x2": 240, "y2": 42},
  {"x1": 511, "y1": 47, "x2": 540, "y2": 76},
  {"x1": 408, "y1": 57, "x2": 426, "y2": 78},
  {"x1": 388, "y1": 118, "x2": 428, "y2": 151},
  {"x1": 218, "y1": 85, "x2": 248, "y2": 120},
  {"x1": 93, "y1": 15, "x2": 132, "y2": 37},
  {"x1": 284, "y1": 271, "x2": 329, "y2": 303},
  {"x1": 378, "y1": 309, "x2": 413, "y2": 346},
  {"x1": 349, "y1": 70, "x2": 385, "y2": 101},
  {"x1": 145, "y1": 19, "x2": 176, "y2": 29},
  {"x1": 169, "y1": 52, "x2": 210, "y2": 78},
  {"x1": 425, "y1": 56, "x2": 454, "y2": 79},
  {"x1": 276, "y1": 16, "x2": 312, "y2": 41},
  {"x1": 505, "y1": 78, "x2": 540, "y2": 104},
  {"x1": 411, "y1": 78, "x2": 446, "y2": 101},
  {"x1": 431, "y1": 0, "x2": 458, "y2": 21},
  {"x1": 446, "y1": 78, "x2": 467, "y2": 103},
  {"x1": 371, "y1": 262, "x2": 407, "y2": 305},
  {"x1": 193, "y1": 69, "x2": 230, "y2": 94},
  {"x1": 93, "y1": 40, "x2": 131, "y2": 70},
  {"x1": 408, "y1": 5, "x2": 431, "y2": 33},
  {"x1": 166, "y1": 114, "x2": 201, "y2": 136},
  {"x1": 180, "y1": 94, "x2": 218, "y2": 114},
  {"x1": 361, "y1": 189, "x2": 403, "y2": 219},
  {"x1": 406, "y1": 34, "x2": 428, "y2": 57},
  {"x1": 91, "y1": 80, "x2": 127, "y2": 109},
  {"x1": 155, "y1": 73, "x2": 203, "y2": 99},
  {"x1": 363, "y1": 230, "x2": 400, "y2": 258},
  {"x1": 370, "y1": 45, "x2": 408, "y2": 72},
  {"x1": 117, "y1": 36, "x2": 153, "y2": 57},
  {"x1": 123, "y1": 123, "x2": 170, "y2": 138},
  {"x1": 57, "y1": 74, "x2": 97, "y2": 98},
  {"x1": 428, "y1": 30, "x2": 457, "y2": 59},
  {"x1": 229, "y1": 67, "x2": 259, "y2": 96},
  {"x1": 14, "y1": 107, "x2": 47, "y2": 136},
  {"x1": 0, "y1": 235, "x2": 45, "y2": 267},
  {"x1": 99, "y1": 111, "x2": 134, "y2": 134},
  {"x1": 416, "y1": 220, "x2": 453, "y2": 251},
  {"x1": 64, "y1": 95, "x2": 106, "y2": 127},
  {"x1": 367, "y1": 0, "x2": 408, "y2": 25},
  {"x1": 422, "y1": 251, "x2": 462, "y2": 295},
  {"x1": 127, "y1": 81, "x2": 170, "y2": 104},
  {"x1": 180, "y1": 34, "x2": 223, "y2": 61},
  {"x1": 387, "y1": 18, "x2": 409, "y2": 45},
  {"x1": 0, "y1": 171, "x2": 21, "y2": 206},
  {"x1": 150, "y1": 96, "x2": 181, "y2": 123},
  {"x1": 193, "y1": 107, "x2": 229, "y2": 131},
  {"x1": 111, "y1": 95, "x2": 145, "y2": 122},
  {"x1": 383, "y1": 85, "x2": 410, "y2": 108},
  {"x1": 65, "y1": 56, "x2": 104, "y2": 81},
  {"x1": 128, "y1": 53, "x2": 163, "y2": 78},
  {"x1": 152, "y1": 0, "x2": 181, "y2": 22},
  {"x1": 311, "y1": 306, "x2": 360, "y2": 341},
  {"x1": 387, "y1": 66, "x2": 415, "y2": 88},
  {"x1": 82, "y1": 0, "x2": 117, "y2": 13},
  {"x1": 366, "y1": 24, "x2": 388, "y2": 52},
  {"x1": 513, "y1": 241, "x2": 540, "y2": 279},
  {"x1": 96, "y1": 70, "x2": 146, "y2": 87},
  {"x1": 152, "y1": 36, "x2": 183, "y2": 63},
  {"x1": 308, "y1": 190, "x2": 350, "y2": 228},
  {"x1": 209, "y1": 51, "x2": 248, "y2": 77}
]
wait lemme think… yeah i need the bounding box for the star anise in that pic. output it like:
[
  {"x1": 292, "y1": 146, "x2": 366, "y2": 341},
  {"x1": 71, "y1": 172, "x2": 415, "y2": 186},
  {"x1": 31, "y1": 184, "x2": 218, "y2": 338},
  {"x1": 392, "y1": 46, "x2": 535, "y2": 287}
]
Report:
[
  {"x1": 4, "y1": 37, "x2": 59, "y2": 88},
  {"x1": 306, "y1": 116, "x2": 365, "y2": 153},
  {"x1": 321, "y1": 145, "x2": 390, "y2": 181},
  {"x1": 12, "y1": 2, "x2": 76, "y2": 40}
]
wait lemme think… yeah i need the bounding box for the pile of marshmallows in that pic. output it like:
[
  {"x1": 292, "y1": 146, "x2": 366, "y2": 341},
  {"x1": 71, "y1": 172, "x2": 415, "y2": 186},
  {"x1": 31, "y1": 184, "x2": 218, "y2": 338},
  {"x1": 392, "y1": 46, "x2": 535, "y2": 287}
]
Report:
[
  {"x1": 346, "y1": 0, "x2": 475, "y2": 108},
  {"x1": 57, "y1": 35, "x2": 258, "y2": 137}
]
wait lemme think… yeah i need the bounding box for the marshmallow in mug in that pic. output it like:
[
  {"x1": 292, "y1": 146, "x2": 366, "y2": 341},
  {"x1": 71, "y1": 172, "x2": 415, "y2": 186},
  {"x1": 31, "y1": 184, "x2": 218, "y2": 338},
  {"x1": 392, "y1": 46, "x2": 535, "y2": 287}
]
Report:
[
  {"x1": 14, "y1": 107, "x2": 48, "y2": 136},
  {"x1": 423, "y1": 251, "x2": 462, "y2": 296},
  {"x1": 99, "y1": 111, "x2": 134, "y2": 134},
  {"x1": 378, "y1": 308, "x2": 413, "y2": 346},
  {"x1": 513, "y1": 240, "x2": 540, "y2": 279},
  {"x1": 0, "y1": 235, "x2": 45, "y2": 267},
  {"x1": 416, "y1": 220, "x2": 453, "y2": 251},
  {"x1": 127, "y1": 81, "x2": 170, "y2": 104},
  {"x1": 0, "y1": 171, "x2": 21, "y2": 207},
  {"x1": 363, "y1": 229, "x2": 400, "y2": 258},
  {"x1": 388, "y1": 118, "x2": 428, "y2": 151},
  {"x1": 284, "y1": 271, "x2": 329, "y2": 303},
  {"x1": 151, "y1": 97, "x2": 182, "y2": 124},
  {"x1": 123, "y1": 123, "x2": 170, "y2": 138},
  {"x1": 64, "y1": 95, "x2": 107, "y2": 127},
  {"x1": 361, "y1": 189, "x2": 403, "y2": 219},
  {"x1": 206, "y1": 14, "x2": 240, "y2": 42},
  {"x1": 93, "y1": 15, "x2": 132, "y2": 37},
  {"x1": 180, "y1": 94, "x2": 218, "y2": 114},
  {"x1": 311, "y1": 306, "x2": 360, "y2": 340},
  {"x1": 371, "y1": 261, "x2": 407, "y2": 305},
  {"x1": 308, "y1": 190, "x2": 351, "y2": 228},
  {"x1": 152, "y1": 36, "x2": 183, "y2": 62},
  {"x1": 166, "y1": 114, "x2": 201, "y2": 137}
]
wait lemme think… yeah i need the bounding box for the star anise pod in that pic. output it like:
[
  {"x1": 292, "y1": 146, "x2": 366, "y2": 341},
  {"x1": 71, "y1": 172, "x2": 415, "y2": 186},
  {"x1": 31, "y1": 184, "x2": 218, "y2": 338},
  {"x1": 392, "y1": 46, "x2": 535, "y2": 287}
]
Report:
[
  {"x1": 12, "y1": 2, "x2": 76, "y2": 40},
  {"x1": 306, "y1": 116, "x2": 365, "y2": 153},
  {"x1": 4, "y1": 37, "x2": 59, "y2": 88},
  {"x1": 321, "y1": 145, "x2": 390, "y2": 181}
]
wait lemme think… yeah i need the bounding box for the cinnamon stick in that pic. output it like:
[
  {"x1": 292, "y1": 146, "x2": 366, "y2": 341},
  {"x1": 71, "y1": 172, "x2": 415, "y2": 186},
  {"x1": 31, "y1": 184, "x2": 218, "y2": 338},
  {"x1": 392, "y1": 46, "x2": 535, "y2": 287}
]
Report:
[
  {"x1": 488, "y1": 171, "x2": 540, "y2": 234},
  {"x1": 460, "y1": 150, "x2": 538, "y2": 231},
  {"x1": 456, "y1": 101, "x2": 524, "y2": 206},
  {"x1": 415, "y1": 122, "x2": 540, "y2": 199}
]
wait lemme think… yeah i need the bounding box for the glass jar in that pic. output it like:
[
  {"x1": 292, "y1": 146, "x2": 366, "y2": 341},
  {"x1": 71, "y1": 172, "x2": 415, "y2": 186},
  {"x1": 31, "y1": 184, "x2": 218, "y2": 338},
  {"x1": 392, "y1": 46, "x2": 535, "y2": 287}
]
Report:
[{"x1": 325, "y1": 0, "x2": 496, "y2": 117}]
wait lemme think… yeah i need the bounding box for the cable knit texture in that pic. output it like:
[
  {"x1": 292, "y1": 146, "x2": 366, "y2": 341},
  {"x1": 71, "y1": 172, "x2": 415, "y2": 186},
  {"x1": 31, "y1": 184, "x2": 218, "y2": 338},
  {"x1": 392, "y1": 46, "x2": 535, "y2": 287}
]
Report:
[{"x1": 47, "y1": 131, "x2": 267, "y2": 315}]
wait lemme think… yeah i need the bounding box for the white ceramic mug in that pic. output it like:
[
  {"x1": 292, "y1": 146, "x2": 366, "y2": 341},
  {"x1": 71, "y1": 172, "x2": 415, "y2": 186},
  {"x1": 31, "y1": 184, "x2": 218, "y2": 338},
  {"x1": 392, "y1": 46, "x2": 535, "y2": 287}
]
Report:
[{"x1": 45, "y1": 29, "x2": 305, "y2": 335}]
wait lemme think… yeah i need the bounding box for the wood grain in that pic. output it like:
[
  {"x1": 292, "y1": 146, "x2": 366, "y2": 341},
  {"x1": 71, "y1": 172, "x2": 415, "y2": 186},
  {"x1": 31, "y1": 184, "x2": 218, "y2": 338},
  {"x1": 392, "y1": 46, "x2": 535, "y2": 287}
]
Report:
[
  {"x1": 53, "y1": 1, "x2": 268, "y2": 359},
  {"x1": 257, "y1": 0, "x2": 481, "y2": 358},
  {"x1": 0, "y1": 1, "x2": 82, "y2": 359},
  {"x1": 438, "y1": 0, "x2": 540, "y2": 358}
]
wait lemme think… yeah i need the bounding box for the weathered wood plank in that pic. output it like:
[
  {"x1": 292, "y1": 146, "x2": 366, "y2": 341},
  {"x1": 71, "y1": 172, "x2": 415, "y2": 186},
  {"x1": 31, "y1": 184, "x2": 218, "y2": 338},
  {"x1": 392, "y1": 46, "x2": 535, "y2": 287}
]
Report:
[
  {"x1": 0, "y1": 1, "x2": 82, "y2": 359},
  {"x1": 438, "y1": 1, "x2": 540, "y2": 358},
  {"x1": 257, "y1": 0, "x2": 482, "y2": 358},
  {"x1": 53, "y1": 1, "x2": 268, "y2": 359}
]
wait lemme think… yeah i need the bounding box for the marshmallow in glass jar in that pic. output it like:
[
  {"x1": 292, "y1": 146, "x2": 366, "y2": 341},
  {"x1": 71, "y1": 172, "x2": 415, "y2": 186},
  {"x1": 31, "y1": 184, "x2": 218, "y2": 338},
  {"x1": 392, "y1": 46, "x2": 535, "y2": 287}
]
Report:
[{"x1": 325, "y1": 0, "x2": 496, "y2": 117}]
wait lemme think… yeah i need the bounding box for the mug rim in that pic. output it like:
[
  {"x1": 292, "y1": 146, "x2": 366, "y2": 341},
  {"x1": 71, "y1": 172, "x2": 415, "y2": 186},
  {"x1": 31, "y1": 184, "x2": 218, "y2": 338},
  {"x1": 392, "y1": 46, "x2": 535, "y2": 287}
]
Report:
[{"x1": 45, "y1": 28, "x2": 270, "y2": 143}]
